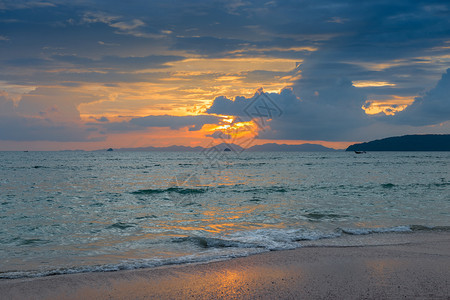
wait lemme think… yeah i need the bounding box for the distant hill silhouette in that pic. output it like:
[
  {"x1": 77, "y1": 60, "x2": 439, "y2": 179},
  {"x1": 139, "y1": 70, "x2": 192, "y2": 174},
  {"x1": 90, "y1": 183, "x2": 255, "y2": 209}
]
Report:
[
  {"x1": 110, "y1": 145, "x2": 204, "y2": 152},
  {"x1": 247, "y1": 143, "x2": 337, "y2": 152},
  {"x1": 103, "y1": 142, "x2": 337, "y2": 152},
  {"x1": 346, "y1": 134, "x2": 450, "y2": 151}
]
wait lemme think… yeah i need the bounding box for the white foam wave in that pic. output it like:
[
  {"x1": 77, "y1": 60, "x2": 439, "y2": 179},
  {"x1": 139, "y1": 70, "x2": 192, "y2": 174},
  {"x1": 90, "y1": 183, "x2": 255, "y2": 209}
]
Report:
[
  {"x1": 1, "y1": 225, "x2": 436, "y2": 279},
  {"x1": 340, "y1": 225, "x2": 412, "y2": 235},
  {"x1": 225, "y1": 228, "x2": 341, "y2": 250},
  {"x1": 0, "y1": 250, "x2": 264, "y2": 279}
]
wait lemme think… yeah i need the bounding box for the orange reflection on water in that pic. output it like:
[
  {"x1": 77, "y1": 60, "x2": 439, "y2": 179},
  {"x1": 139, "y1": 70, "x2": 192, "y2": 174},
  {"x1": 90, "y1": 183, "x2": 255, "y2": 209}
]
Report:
[
  {"x1": 158, "y1": 204, "x2": 284, "y2": 234},
  {"x1": 206, "y1": 223, "x2": 243, "y2": 233}
]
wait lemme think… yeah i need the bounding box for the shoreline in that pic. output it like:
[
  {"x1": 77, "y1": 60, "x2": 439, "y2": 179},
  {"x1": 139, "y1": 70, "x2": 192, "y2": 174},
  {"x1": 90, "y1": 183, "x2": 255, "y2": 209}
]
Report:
[{"x1": 1, "y1": 231, "x2": 449, "y2": 299}]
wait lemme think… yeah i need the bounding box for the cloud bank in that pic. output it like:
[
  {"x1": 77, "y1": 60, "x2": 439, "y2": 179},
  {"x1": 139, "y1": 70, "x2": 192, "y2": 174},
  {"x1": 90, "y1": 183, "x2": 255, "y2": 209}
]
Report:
[
  {"x1": 0, "y1": 0, "x2": 449, "y2": 148},
  {"x1": 0, "y1": 91, "x2": 102, "y2": 142},
  {"x1": 392, "y1": 69, "x2": 450, "y2": 126},
  {"x1": 105, "y1": 115, "x2": 221, "y2": 132},
  {"x1": 206, "y1": 67, "x2": 450, "y2": 141}
]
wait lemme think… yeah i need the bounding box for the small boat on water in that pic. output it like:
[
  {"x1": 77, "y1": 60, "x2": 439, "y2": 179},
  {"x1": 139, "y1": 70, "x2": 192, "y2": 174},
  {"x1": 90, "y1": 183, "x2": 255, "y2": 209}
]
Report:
[{"x1": 354, "y1": 150, "x2": 366, "y2": 154}]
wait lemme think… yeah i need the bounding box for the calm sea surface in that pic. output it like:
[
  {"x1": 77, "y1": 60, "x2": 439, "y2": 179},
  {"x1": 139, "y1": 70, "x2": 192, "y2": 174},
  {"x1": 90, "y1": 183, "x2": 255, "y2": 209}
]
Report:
[{"x1": 0, "y1": 151, "x2": 449, "y2": 278}]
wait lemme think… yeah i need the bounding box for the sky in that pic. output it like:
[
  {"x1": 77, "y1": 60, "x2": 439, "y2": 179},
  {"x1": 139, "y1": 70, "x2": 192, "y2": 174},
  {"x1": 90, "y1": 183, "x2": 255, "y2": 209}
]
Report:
[{"x1": 0, "y1": 0, "x2": 449, "y2": 150}]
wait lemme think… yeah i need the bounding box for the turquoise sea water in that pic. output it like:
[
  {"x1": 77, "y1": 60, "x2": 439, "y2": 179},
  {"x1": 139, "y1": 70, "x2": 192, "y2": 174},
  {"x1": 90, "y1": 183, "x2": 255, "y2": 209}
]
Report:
[{"x1": 0, "y1": 151, "x2": 449, "y2": 278}]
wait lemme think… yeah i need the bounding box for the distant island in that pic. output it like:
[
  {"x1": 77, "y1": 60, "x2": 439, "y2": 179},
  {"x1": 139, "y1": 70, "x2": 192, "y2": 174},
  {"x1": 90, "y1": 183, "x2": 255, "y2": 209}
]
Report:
[
  {"x1": 100, "y1": 142, "x2": 338, "y2": 152},
  {"x1": 246, "y1": 143, "x2": 336, "y2": 152},
  {"x1": 346, "y1": 134, "x2": 450, "y2": 151}
]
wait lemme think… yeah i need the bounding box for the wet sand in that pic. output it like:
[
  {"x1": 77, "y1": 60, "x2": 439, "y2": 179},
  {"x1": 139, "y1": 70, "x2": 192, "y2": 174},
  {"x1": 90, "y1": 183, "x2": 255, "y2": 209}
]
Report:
[{"x1": 1, "y1": 232, "x2": 449, "y2": 299}]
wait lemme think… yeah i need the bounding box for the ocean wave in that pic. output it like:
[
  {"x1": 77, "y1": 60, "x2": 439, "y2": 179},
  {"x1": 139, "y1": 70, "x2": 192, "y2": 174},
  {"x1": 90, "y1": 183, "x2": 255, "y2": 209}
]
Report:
[
  {"x1": 1, "y1": 224, "x2": 448, "y2": 279},
  {"x1": 240, "y1": 186, "x2": 290, "y2": 193},
  {"x1": 409, "y1": 225, "x2": 450, "y2": 232},
  {"x1": 18, "y1": 238, "x2": 51, "y2": 246},
  {"x1": 225, "y1": 228, "x2": 340, "y2": 250},
  {"x1": 172, "y1": 236, "x2": 261, "y2": 249},
  {"x1": 0, "y1": 251, "x2": 262, "y2": 280},
  {"x1": 107, "y1": 222, "x2": 137, "y2": 230},
  {"x1": 304, "y1": 212, "x2": 350, "y2": 221},
  {"x1": 131, "y1": 185, "x2": 293, "y2": 196},
  {"x1": 131, "y1": 187, "x2": 208, "y2": 195},
  {"x1": 340, "y1": 225, "x2": 450, "y2": 235},
  {"x1": 340, "y1": 225, "x2": 412, "y2": 235},
  {"x1": 380, "y1": 183, "x2": 396, "y2": 189}
]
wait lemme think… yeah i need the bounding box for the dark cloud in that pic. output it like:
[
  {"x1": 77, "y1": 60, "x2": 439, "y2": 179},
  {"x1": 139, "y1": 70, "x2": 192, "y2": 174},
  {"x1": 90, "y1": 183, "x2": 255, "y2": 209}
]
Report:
[
  {"x1": 207, "y1": 87, "x2": 370, "y2": 141},
  {"x1": 206, "y1": 66, "x2": 450, "y2": 141},
  {"x1": 86, "y1": 116, "x2": 109, "y2": 123},
  {"x1": 0, "y1": 92, "x2": 102, "y2": 142},
  {"x1": 51, "y1": 54, "x2": 185, "y2": 71},
  {"x1": 105, "y1": 115, "x2": 221, "y2": 132},
  {"x1": 207, "y1": 95, "x2": 251, "y2": 117},
  {"x1": 0, "y1": 115, "x2": 104, "y2": 141},
  {"x1": 130, "y1": 115, "x2": 221, "y2": 131},
  {"x1": 0, "y1": 92, "x2": 15, "y2": 114},
  {"x1": 14, "y1": 87, "x2": 98, "y2": 122},
  {"x1": 4, "y1": 58, "x2": 55, "y2": 68},
  {"x1": 96, "y1": 116, "x2": 109, "y2": 122},
  {"x1": 241, "y1": 69, "x2": 298, "y2": 84},
  {"x1": 208, "y1": 58, "x2": 372, "y2": 141},
  {"x1": 172, "y1": 36, "x2": 244, "y2": 56},
  {"x1": 387, "y1": 68, "x2": 450, "y2": 126},
  {"x1": 2, "y1": 0, "x2": 449, "y2": 86},
  {"x1": 0, "y1": 70, "x2": 168, "y2": 86}
]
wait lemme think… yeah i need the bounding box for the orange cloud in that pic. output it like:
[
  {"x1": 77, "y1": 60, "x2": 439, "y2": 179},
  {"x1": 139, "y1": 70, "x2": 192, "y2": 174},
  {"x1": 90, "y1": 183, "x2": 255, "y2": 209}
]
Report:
[
  {"x1": 352, "y1": 81, "x2": 396, "y2": 87},
  {"x1": 362, "y1": 96, "x2": 414, "y2": 116},
  {"x1": 77, "y1": 56, "x2": 299, "y2": 122}
]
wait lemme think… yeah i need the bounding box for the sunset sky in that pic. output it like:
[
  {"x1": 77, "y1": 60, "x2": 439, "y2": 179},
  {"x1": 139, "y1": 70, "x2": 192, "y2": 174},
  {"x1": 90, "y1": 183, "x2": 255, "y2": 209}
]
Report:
[{"x1": 1, "y1": 0, "x2": 449, "y2": 150}]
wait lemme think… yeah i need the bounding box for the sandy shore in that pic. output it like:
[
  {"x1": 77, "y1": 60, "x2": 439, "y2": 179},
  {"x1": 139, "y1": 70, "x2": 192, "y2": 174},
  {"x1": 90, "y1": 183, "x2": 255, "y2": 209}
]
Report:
[{"x1": 1, "y1": 231, "x2": 449, "y2": 299}]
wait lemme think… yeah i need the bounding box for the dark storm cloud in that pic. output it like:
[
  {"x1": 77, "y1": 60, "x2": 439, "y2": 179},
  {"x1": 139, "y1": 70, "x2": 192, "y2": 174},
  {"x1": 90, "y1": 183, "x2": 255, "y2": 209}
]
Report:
[
  {"x1": 0, "y1": 2, "x2": 176, "y2": 79},
  {"x1": 0, "y1": 93, "x2": 102, "y2": 141},
  {"x1": 207, "y1": 95, "x2": 252, "y2": 117},
  {"x1": 96, "y1": 116, "x2": 109, "y2": 122},
  {"x1": 51, "y1": 54, "x2": 185, "y2": 70},
  {"x1": 0, "y1": 92, "x2": 15, "y2": 113},
  {"x1": 0, "y1": 70, "x2": 170, "y2": 86},
  {"x1": 2, "y1": 0, "x2": 449, "y2": 84},
  {"x1": 4, "y1": 58, "x2": 55, "y2": 68},
  {"x1": 0, "y1": 115, "x2": 104, "y2": 141},
  {"x1": 105, "y1": 115, "x2": 221, "y2": 132},
  {"x1": 206, "y1": 67, "x2": 450, "y2": 141},
  {"x1": 172, "y1": 36, "x2": 245, "y2": 56},
  {"x1": 207, "y1": 87, "x2": 370, "y2": 141},
  {"x1": 388, "y1": 68, "x2": 450, "y2": 126},
  {"x1": 130, "y1": 115, "x2": 220, "y2": 131},
  {"x1": 241, "y1": 70, "x2": 291, "y2": 84}
]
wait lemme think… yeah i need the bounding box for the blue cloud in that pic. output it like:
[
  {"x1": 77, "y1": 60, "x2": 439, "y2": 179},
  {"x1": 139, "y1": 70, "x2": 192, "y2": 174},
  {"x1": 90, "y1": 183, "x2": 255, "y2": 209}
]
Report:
[
  {"x1": 0, "y1": 92, "x2": 103, "y2": 142},
  {"x1": 388, "y1": 68, "x2": 450, "y2": 126},
  {"x1": 51, "y1": 54, "x2": 185, "y2": 70},
  {"x1": 105, "y1": 115, "x2": 221, "y2": 132},
  {"x1": 207, "y1": 87, "x2": 370, "y2": 141}
]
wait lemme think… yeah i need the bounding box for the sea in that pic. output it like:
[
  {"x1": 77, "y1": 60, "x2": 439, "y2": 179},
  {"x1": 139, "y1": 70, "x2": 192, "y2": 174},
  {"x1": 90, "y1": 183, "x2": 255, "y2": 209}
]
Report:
[{"x1": 0, "y1": 151, "x2": 449, "y2": 279}]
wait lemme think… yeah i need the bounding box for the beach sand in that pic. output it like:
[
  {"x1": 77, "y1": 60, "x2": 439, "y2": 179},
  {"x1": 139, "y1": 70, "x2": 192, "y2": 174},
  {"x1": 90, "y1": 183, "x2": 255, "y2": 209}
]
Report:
[{"x1": 1, "y1": 231, "x2": 449, "y2": 299}]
